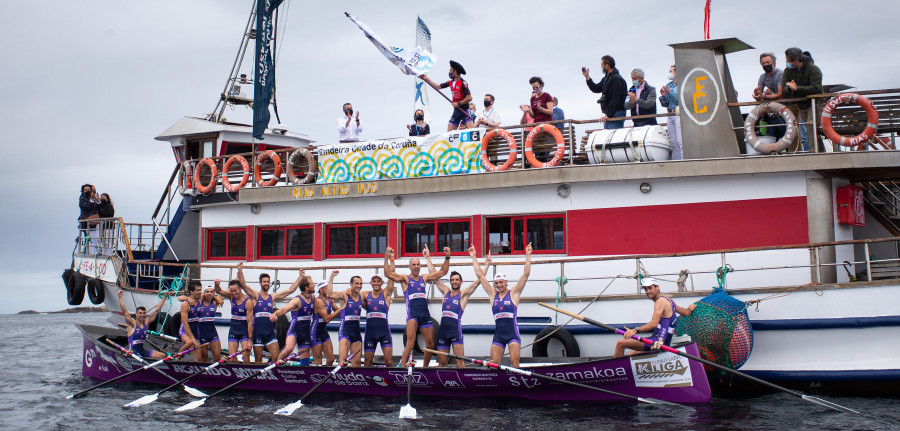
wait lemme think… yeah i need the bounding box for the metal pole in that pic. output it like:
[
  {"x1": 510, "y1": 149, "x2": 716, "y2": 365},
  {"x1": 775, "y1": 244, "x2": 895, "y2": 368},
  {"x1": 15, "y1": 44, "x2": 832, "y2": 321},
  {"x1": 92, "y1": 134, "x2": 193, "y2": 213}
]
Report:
[
  {"x1": 567, "y1": 122, "x2": 575, "y2": 165},
  {"x1": 864, "y1": 243, "x2": 872, "y2": 282},
  {"x1": 810, "y1": 98, "x2": 819, "y2": 153},
  {"x1": 814, "y1": 246, "x2": 821, "y2": 283},
  {"x1": 559, "y1": 262, "x2": 566, "y2": 298}
]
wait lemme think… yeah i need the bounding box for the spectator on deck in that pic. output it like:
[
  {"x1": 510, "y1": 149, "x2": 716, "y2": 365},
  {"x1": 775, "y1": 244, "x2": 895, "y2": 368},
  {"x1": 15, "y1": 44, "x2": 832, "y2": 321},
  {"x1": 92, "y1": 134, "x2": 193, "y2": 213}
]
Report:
[
  {"x1": 659, "y1": 64, "x2": 683, "y2": 160},
  {"x1": 751, "y1": 52, "x2": 786, "y2": 142},
  {"x1": 408, "y1": 109, "x2": 431, "y2": 137},
  {"x1": 583, "y1": 55, "x2": 627, "y2": 129},
  {"x1": 78, "y1": 184, "x2": 100, "y2": 253},
  {"x1": 623, "y1": 68, "x2": 658, "y2": 127},
  {"x1": 781, "y1": 48, "x2": 823, "y2": 151},
  {"x1": 551, "y1": 97, "x2": 565, "y2": 131},
  {"x1": 475, "y1": 94, "x2": 502, "y2": 129},
  {"x1": 520, "y1": 76, "x2": 554, "y2": 125},
  {"x1": 338, "y1": 102, "x2": 362, "y2": 143}
]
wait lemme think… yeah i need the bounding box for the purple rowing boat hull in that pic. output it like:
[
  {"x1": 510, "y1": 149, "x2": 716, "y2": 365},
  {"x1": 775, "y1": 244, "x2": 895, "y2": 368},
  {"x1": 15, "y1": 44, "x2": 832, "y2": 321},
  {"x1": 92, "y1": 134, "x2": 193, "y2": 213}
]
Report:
[{"x1": 78, "y1": 325, "x2": 710, "y2": 403}]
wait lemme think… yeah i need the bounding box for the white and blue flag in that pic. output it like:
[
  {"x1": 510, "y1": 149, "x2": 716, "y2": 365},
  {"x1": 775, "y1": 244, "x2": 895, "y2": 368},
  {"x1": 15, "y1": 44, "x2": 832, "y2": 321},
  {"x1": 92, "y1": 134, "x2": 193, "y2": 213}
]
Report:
[
  {"x1": 345, "y1": 13, "x2": 437, "y2": 77},
  {"x1": 414, "y1": 16, "x2": 433, "y2": 124}
]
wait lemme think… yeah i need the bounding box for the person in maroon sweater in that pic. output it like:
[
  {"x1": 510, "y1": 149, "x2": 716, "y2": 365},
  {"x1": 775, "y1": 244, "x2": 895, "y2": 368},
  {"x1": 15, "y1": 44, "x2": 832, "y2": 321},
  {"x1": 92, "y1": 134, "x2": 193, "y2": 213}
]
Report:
[{"x1": 519, "y1": 76, "x2": 554, "y2": 124}]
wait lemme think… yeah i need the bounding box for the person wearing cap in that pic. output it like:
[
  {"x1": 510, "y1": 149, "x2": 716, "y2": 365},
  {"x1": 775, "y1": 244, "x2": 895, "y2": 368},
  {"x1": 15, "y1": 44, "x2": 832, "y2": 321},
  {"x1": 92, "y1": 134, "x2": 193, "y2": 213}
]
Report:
[
  {"x1": 424, "y1": 249, "x2": 493, "y2": 367},
  {"x1": 361, "y1": 270, "x2": 396, "y2": 367},
  {"x1": 311, "y1": 278, "x2": 342, "y2": 366},
  {"x1": 470, "y1": 242, "x2": 533, "y2": 368},
  {"x1": 614, "y1": 277, "x2": 695, "y2": 357},
  {"x1": 420, "y1": 60, "x2": 474, "y2": 131},
  {"x1": 384, "y1": 245, "x2": 452, "y2": 368}
]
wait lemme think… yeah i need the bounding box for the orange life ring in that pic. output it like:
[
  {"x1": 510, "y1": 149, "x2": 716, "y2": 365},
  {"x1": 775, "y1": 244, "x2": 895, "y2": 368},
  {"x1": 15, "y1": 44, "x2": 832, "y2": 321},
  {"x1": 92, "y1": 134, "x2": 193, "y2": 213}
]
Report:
[
  {"x1": 221, "y1": 155, "x2": 250, "y2": 192},
  {"x1": 524, "y1": 124, "x2": 566, "y2": 168},
  {"x1": 821, "y1": 93, "x2": 879, "y2": 149},
  {"x1": 178, "y1": 160, "x2": 193, "y2": 192},
  {"x1": 286, "y1": 148, "x2": 318, "y2": 184},
  {"x1": 480, "y1": 129, "x2": 517, "y2": 172},
  {"x1": 193, "y1": 158, "x2": 218, "y2": 194},
  {"x1": 254, "y1": 150, "x2": 283, "y2": 187}
]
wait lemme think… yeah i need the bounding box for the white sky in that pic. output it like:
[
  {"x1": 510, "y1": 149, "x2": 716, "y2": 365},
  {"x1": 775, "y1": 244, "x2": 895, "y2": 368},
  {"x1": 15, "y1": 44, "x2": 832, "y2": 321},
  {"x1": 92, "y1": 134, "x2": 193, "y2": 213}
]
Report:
[{"x1": 2, "y1": 0, "x2": 899, "y2": 313}]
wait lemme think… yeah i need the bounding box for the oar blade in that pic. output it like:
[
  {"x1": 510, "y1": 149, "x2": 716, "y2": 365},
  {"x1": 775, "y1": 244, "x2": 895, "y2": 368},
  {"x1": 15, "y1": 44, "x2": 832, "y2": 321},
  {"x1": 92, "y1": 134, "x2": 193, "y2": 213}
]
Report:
[
  {"x1": 399, "y1": 403, "x2": 417, "y2": 419},
  {"x1": 124, "y1": 393, "x2": 158, "y2": 408},
  {"x1": 637, "y1": 397, "x2": 682, "y2": 407},
  {"x1": 174, "y1": 398, "x2": 206, "y2": 412},
  {"x1": 801, "y1": 395, "x2": 861, "y2": 414},
  {"x1": 275, "y1": 400, "x2": 304, "y2": 416},
  {"x1": 183, "y1": 385, "x2": 208, "y2": 398}
]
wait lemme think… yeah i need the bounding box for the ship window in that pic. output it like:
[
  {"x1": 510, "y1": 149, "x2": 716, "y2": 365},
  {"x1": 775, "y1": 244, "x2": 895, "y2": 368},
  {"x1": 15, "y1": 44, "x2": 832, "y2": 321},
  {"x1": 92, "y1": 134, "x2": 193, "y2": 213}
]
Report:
[
  {"x1": 207, "y1": 228, "x2": 246, "y2": 260},
  {"x1": 257, "y1": 226, "x2": 313, "y2": 259},
  {"x1": 486, "y1": 214, "x2": 565, "y2": 254},
  {"x1": 326, "y1": 222, "x2": 388, "y2": 258},
  {"x1": 402, "y1": 219, "x2": 470, "y2": 256}
]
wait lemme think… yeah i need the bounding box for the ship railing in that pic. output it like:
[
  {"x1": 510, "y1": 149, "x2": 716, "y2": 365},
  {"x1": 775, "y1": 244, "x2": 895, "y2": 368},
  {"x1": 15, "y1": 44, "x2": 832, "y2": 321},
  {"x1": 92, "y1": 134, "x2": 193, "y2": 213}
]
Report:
[
  {"x1": 121, "y1": 236, "x2": 900, "y2": 302},
  {"x1": 150, "y1": 163, "x2": 182, "y2": 245},
  {"x1": 74, "y1": 217, "x2": 136, "y2": 262},
  {"x1": 729, "y1": 88, "x2": 900, "y2": 153}
]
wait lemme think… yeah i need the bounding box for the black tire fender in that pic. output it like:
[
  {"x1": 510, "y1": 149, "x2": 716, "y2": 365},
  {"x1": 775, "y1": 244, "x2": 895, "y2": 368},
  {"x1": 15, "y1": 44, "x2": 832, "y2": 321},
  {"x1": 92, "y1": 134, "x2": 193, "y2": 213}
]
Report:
[
  {"x1": 87, "y1": 278, "x2": 105, "y2": 305},
  {"x1": 531, "y1": 325, "x2": 580, "y2": 357},
  {"x1": 67, "y1": 272, "x2": 86, "y2": 306}
]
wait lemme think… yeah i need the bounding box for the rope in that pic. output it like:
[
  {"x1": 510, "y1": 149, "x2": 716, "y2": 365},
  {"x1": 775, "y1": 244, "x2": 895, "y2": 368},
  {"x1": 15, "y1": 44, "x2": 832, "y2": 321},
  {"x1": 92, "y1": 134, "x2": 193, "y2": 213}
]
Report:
[
  {"x1": 553, "y1": 276, "x2": 568, "y2": 325},
  {"x1": 153, "y1": 264, "x2": 189, "y2": 332},
  {"x1": 716, "y1": 264, "x2": 734, "y2": 289},
  {"x1": 744, "y1": 282, "x2": 823, "y2": 312}
]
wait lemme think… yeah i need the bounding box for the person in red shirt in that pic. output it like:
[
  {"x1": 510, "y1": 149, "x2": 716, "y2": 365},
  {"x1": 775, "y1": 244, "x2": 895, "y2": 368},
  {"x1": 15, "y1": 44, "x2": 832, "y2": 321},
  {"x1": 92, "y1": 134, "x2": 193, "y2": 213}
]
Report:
[
  {"x1": 421, "y1": 60, "x2": 473, "y2": 131},
  {"x1": 519, "y1": 76, "x2": 554, "y2": 124}
]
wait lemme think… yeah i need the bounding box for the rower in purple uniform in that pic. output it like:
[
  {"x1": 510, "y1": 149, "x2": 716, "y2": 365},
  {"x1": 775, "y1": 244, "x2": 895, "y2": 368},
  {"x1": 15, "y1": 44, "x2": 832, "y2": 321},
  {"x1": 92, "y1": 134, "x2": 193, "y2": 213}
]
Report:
[
  {"x1": 327, "y1": 270, "x2": 364, "y2": 367},
  {"x1": 311, "y1": 280, "x2": 341, "y2": 366},
  {"x1": 614, "y1": 277, "x2": 696, "y2": 357},
  {"x1": 425, "y1": 247, "x2": 492, "y2": 367},
  {"x1": 117, "y1": 289, "x2": 168, "y2": 359},
  {"x1": 178, "y1": 281, "x2": 203, "y2": 360},
  {"x1": 270, "y1": 274, "x2": 316, "y2": 363},
  {"x1": 236, "y1": 262, "x2": 303, "y2": 363},
  {"x1": 195, "y1": 286, "x2": 224, "y2": 362},
  {"x1": 384, "y1": 245, "x2": 451, "y2": 367},
  {"x1": 362, "y1": 273, "x2": 396, "y2": 367},
  {"x1": 214, "y1": 279, "x2": 255, "y2": 364},
  {"x1": 471, "y1": 242, "x2": 532, "y2": 368}
]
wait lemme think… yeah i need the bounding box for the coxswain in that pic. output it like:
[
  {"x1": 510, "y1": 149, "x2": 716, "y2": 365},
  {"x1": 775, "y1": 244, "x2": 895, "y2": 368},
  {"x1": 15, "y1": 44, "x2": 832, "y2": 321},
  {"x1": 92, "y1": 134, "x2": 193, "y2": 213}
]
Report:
[
  {"x1": 236, "y1": 262, "x2": 302, "y2": 363},
  {"x1": 177, "y1": 281, "x2": 202, "y2": 360},
  {"x1": 614, "y1": 277, "x2": 696, "y2": 357},
  {"x1": 311, "y1": 280, "x2": 341, "y2": 366},
  {"x1": 384, "y1": 245, "x2": 451, "y2": 367},
  {"x1": 471, "y1": 242, "x2": 533, "y2": 368},
  {"x1": 117, "y1": 289, "x2": 168, "y2": 359},
  {"x1": 362, "y1": 273, "x2": 396, "y2": 367},
  {"x1": 327, "y1": 270, "x2": 364, "y2": 367},
  {"x1": 426, "y1": 247, "x2": 492, "y2": 367},
  {"x1": 214, "y1": 279, "x2": 255, "y2": 364},
  {"x1": 270, "y1": 275, "x2": 315, "y2": 363}
]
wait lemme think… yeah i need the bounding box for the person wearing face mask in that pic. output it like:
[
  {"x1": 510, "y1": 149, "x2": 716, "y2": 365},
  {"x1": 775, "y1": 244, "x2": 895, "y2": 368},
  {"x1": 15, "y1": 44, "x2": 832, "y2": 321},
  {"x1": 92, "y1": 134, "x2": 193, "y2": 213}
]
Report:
[
  {"x1": 407, "y1": 109, "x2": 431, "y2": 136},
  {"x1": 337, "y1": 102, "x2": 362, "y2": 143},
  {"x1": 623, "y1": 68, "x2": 658, "y2": 127},
  {"x1": 78, "y1": 184, "x2": 100, "y2": 253},
  {"x1": 519, "y1": 76, "x2": 554, "y2": 124},
  {"x1": 420, "y1": 60, "x2": 473, "y2": 131},
  {"x1": 781, "y1": 48, "x2": 822, "y2": 152},
  {"x1": 659, "y1": 65, "x2": 683, "y2": 160},
  {"x1": 97, "y1": 193, "x2": 116, "y2": 254},
  {"x1": 583, "y1": 55, "x2": 628, "y2": 129},
  {"x1": 751, "y1": 53, "x2": 786, "y2": 143},
  {"x1": 475, "y1": 94, "x2": 502, "y2": 129}
]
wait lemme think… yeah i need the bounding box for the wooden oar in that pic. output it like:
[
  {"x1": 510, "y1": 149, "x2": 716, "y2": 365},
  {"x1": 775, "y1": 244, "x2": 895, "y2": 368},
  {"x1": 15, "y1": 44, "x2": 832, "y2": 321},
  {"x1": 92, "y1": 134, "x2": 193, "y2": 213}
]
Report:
[
  {"x1": 67, "y1": 344, "x2": 197, "y2": 399},
  {"x1": 124, "y1": 348, "x2": 248, "y2": 407},
  {"x1": 274, "y1": 352, "x2": 358, "y2": 416},
  {"x1": 538, "y1": 302, "x2": 861, "y2": 414},
  {"x1": 424, "y1": 349, "x2": 677, "y2": 406},
  {"x1": 100, "y1": 339, "x2": 209, "y2": 398},
  {"x1": 174, "y1": 353, "x2": 300, "y2": 412},
  {"x1": 399, "y1": 353, "x2": 417, "y2": 419}
]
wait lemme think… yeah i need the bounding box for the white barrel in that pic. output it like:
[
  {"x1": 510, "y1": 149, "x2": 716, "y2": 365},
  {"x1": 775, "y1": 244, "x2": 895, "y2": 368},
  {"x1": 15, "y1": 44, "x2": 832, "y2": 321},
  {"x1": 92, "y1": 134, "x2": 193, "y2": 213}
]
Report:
[{"x1": 583, "y1": 125, "x2": 672, "y2": 164}]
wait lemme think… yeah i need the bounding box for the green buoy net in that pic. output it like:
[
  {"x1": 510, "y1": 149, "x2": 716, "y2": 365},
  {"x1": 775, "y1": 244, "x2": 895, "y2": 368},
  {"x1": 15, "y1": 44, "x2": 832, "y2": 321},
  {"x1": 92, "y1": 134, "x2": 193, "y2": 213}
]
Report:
[{"x1": 675, "y1": 288, "x2": 754, "y2": 369}]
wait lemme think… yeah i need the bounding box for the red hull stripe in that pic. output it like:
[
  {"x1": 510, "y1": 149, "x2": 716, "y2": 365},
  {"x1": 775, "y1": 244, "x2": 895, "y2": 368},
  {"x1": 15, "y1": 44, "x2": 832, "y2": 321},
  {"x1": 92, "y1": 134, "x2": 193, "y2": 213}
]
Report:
[{"x1": 567, "y1": 196, "x2": 809, "y2": 255}]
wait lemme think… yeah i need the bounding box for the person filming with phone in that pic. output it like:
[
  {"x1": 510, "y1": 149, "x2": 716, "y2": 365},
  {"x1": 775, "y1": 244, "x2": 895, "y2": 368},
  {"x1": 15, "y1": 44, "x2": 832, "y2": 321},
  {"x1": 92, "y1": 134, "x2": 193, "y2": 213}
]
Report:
[{"x1": 337, "y1": 102, "x2": 363, "y2": 143}]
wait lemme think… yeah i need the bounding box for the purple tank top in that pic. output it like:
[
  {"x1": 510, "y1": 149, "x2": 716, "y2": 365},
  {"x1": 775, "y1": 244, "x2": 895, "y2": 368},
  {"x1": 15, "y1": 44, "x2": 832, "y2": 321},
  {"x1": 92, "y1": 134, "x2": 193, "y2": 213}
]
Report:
[
  {"x1": 128, "y1": 321, "x2": 147, "y2": 350},
  {"x1": 230, "y1": 296, "x2": 249, "y2": 321},
  {"x1": 492, "y1": 291, "x2": 517, "y2": 329},
  {"x1": 254, "y1": 293, "x2": 274, "y2": 320},
  {"x1": 342, "y1": 293, "x2": 362, "y2": 324},
  {"x1": 652, "y1": 297, "x2": 679, "y2": 344},
  {"x1": 312, "y1": 297, "x2": 333, "y2": 327},
  {"x1": 441, "y1": 291, "x2": 464, "y2": 325},
  {"x1": 294, "y1": 295, "x2": 315, "y2": 324},
  {"x1": 365, "y1": 290, "x2": 389, "y2": 320}
]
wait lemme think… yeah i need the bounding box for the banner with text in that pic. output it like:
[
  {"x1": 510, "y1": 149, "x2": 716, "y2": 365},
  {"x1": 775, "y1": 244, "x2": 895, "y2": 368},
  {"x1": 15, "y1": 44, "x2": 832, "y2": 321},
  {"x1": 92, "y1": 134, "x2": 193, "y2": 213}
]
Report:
[{"x1": 317, "y1": 129, "x2": 485, "y2": 183}]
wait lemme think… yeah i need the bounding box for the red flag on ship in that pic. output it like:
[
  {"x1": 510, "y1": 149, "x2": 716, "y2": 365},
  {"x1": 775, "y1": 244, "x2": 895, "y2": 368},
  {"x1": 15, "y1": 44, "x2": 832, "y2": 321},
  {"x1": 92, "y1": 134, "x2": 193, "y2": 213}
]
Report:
[{"x1": 704, "y1": 0, "x2": 711, "y2": 39}]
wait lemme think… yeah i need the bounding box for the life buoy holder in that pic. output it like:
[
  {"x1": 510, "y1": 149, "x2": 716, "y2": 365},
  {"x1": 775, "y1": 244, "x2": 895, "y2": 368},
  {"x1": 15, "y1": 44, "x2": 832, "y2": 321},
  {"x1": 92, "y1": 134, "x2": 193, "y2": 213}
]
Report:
[
  {"x1": 480, "y1": 129, "x2": 517, "y2": 171},
  {"x1": 193, "y1": 158, "x2": 218, "y2": 194},
  {"x1": 531, "y1": 325, "x2": 580, "y2": 357},
  {"x1": 524, "y1": 124, "x2": 566, "y2": 168},
  {"x1": 87, "y1": 277, "x2": 105, "y2": 305},
  {"x1": 743, "y1": 102, "x2": 798, "y2": 154},
  {"x1": 286, "y1": 148, "x2": 318, "y2": 184},
  {"x1": 178, "y1": 160, "x2": 194, "y2": 193},
  {"x1": 221, "y1": 155, "x2": 250, "y2": 192},
  {"x1": 254, "y1": 150, "x2": 283, "y2": 187},
  {"x1": 822, "y1": 93, "x2": 879, "y2": 149}
]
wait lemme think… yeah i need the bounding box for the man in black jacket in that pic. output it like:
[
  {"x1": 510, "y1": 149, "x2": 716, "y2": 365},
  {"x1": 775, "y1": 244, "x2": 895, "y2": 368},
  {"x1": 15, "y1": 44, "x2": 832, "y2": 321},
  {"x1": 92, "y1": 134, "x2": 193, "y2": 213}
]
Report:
[{"x1": 583, "y1": 55, "x2": 628, "y2": 129}]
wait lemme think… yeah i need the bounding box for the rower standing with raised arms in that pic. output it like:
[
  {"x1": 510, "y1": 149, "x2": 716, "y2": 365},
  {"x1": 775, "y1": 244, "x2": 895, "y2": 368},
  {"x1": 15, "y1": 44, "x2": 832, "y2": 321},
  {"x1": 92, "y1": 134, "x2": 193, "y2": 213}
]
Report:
[
  {"x1": 362, "y1": 271, "x2": 396, "y2": 367},
  {"x1": 236, "y1": 262, "x2": 303, "y2": 363},
  {"x1": 471, "y1": 242, "x2": 532, "y2": 368},
  {"x1": 195, "y1": 286, "x2": 224, "y2": 362},
  {"x1": 117, "y1": 289, "x2": 168, "y2": 359},
  {"x1": 327, "y1": 270, "x2": 364, "y2": 367},
  {"x1": 178, "y1": 281, "x2": 202, "y2": 360},
  {"x1": 214, "y1": 279, "x2": 255, "y2": 364},
  {"x1": 311, "y1": 280, "x2": 341, "y2": 365},
  {"x1": 384, "y1": 245, "x2": 451, "y2": 367},
  {"x1": 270, "y1": 273, "x2": 317, "y2": 363},
  {"x1": 425, "y1": 247, "x2": 492, "y2": 367}
]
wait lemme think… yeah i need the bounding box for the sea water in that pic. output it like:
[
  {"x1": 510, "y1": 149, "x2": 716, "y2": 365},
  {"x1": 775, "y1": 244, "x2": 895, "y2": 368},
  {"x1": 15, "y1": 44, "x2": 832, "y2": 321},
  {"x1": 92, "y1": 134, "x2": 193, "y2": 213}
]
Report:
[{"x1": 0, "y1": 313, "x2": 897, "y2": 430}]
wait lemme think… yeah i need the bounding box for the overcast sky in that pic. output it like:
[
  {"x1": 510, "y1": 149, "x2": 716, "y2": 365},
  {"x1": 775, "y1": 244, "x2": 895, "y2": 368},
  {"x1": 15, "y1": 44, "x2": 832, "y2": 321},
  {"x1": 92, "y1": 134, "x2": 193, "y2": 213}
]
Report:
[{"x1": 2, "y1": 0, "x2": 898, "y2": 314}]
